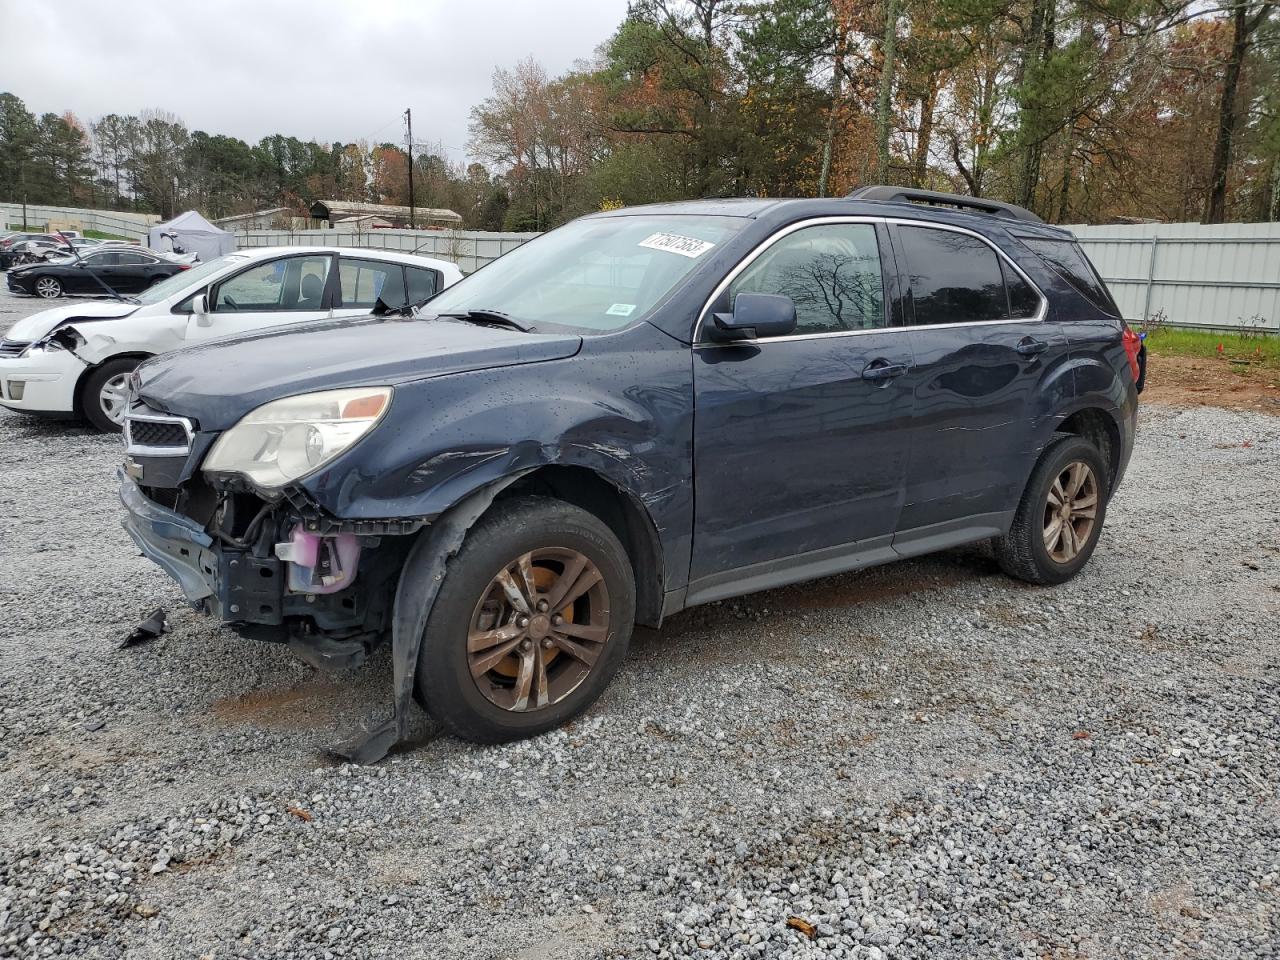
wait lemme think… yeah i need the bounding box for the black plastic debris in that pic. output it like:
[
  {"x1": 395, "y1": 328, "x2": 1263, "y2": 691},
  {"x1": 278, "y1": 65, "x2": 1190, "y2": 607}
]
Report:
[{"x1": 121, "y1": 607, "x2": 168, "y2": 648}]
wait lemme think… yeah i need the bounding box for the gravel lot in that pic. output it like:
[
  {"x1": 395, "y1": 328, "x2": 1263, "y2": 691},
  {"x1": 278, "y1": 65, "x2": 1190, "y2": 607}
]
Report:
[{"x1": 1, "y1": 285, "x2": 1277, "y2": 959}]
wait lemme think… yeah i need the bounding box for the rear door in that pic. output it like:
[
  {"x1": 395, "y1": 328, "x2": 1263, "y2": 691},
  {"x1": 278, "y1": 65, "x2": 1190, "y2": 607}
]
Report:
[
  {"x1": 890, "y1": 221, "x2": 1066, "y2": 542},
  {"x1": 689, "y1": 219, "x2": 916, "y2": 598},
  {"x1": 333, "y1": 256, "x2": 408, "y2": 317},
  {"x1": 186, "y1": 253, "x2": 336, "y2": 343},
  {"x1": 113, "y1": 251, "x2": 162, "y2": 292}
]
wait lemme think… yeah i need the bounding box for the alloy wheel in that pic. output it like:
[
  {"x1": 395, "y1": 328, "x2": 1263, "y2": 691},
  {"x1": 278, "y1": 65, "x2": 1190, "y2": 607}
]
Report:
[
  {"x1": 98, "y1": 373, "x2": 131, "y2": 425},
  {"x1": 467, "y1": 547, "x2": 611, "y2": 713},
  {"x1": 1043, "y1": 460, "x2": 1098, "y2": 563},
  {"x1": 35, "y1": 277, "x2": 61, "y2": 299}
]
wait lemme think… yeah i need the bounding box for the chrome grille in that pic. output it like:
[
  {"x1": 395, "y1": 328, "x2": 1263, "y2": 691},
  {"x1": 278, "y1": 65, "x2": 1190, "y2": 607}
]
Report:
[
  {"x1": 124, "y1": 412, "x2": 194, "y2": 456},
  {"x1": 0, "y1": 339, "x2": 29, "y2": 358}
]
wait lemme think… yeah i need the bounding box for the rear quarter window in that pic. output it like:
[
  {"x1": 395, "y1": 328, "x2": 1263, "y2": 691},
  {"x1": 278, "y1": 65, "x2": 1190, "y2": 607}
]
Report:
[{"x1": 1018, "y1": 236, "x2": 1119, "y2": 316}]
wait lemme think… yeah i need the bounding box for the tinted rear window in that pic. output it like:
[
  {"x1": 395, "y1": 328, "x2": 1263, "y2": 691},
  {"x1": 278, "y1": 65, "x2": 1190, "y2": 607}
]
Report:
[
  {"x1": 899, "y1": 225, "x2": 1007, "y2": 325},
  {"x1": 1019, "y1": 237, "x2": 1118, "y2": 316}
]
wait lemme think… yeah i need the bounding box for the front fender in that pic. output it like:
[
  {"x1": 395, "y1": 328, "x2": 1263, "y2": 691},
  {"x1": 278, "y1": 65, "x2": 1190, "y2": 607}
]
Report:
[
  {"x1": 55, "y1": 318, "x2": 183, "y2": 366},
  {"x1": 298, "y1": 322, "x2": 695, "y2": 589}
]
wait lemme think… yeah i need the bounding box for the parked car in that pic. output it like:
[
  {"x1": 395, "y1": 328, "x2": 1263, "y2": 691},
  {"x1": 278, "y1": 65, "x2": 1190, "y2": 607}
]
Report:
[
  {"x1": 0, "y1": 246, "x2": 462, "y2": 430},
  {"x1": 0, "y1": 233, "x2": 67, "y2": 269},
  {"x1": 7, "y1": 238, "x2": 74, "y2": 267},
  {"x1": 115, "y1": 187, "x2": 1143, "y2": 752},
  {"x1": 6, "y1": 246, "x2": 189, "y2": 299}
]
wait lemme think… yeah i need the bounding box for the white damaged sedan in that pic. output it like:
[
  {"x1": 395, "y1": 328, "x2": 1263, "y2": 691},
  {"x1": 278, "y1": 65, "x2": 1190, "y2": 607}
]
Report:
[{"x1": 0, "y1": 246, "x2": 462, "y2": 431}]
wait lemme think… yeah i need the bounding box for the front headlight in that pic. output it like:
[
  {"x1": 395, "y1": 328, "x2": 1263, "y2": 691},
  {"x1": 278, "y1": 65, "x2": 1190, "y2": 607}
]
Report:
[{"x1": 202, "y1": 387, "x2": 391, "y2": 489}]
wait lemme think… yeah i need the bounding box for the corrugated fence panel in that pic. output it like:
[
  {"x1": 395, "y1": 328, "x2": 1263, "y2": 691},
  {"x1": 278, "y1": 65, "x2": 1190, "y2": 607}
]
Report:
[
  {"x1": 1070, "y1": 222, "x2": 1280, "y2": 332},
  {"x1": 233, "y1": 229, "x2": 541, "y2": 274}
]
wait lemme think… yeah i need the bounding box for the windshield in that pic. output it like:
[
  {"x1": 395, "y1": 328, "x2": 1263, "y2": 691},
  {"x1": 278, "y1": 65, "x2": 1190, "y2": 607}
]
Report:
[
  {"x1": 425, "y1": 214, "x2": 747, "y2": 333},
  {"x1": 133, "y1": 255, "x2": 246, "y2": 305}
]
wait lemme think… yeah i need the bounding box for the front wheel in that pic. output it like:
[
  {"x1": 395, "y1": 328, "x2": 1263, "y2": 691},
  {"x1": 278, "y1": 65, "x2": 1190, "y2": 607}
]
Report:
[
  {"x1": 415, "y1": 496, "x2": 636, "y2": 744},
  {"x1": 993, "y1": 434, "x2": 1111, "y2": 585},
  {"x1": 34, "y1": 276, "x2": 63, "y2": 299},
  {"x1": 79, "y1": 357, "x2": 141, "y2": 433}
]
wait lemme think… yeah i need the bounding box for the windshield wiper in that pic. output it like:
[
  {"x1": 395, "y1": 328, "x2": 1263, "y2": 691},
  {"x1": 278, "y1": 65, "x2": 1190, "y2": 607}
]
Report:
[{"x1": 435, "y1": 308, "x2": 536, "y2": 333}]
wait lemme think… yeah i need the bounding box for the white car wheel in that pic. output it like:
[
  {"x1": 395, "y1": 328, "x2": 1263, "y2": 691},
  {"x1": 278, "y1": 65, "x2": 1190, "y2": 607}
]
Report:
[{"x1": 98, "y1": 373, "x2": 131, "y2": 425}]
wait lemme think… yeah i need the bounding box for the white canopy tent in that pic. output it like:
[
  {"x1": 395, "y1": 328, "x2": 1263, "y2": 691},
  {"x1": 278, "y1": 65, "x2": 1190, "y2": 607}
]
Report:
[{"x1": 147, "y1": 210, "x2": 236, "y2": 262}]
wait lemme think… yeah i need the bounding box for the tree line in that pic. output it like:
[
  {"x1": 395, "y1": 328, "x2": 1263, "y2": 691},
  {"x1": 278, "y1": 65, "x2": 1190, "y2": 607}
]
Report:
[
  {"x1": 0, "y1": 97, "x2": 511, "y2": 229},
  {"x1": 2, "y1": 0, "x2": 1277, "y2": 231},
  {"x1": 473, "y1": 0, "x2": 1280, "y2": 228}
]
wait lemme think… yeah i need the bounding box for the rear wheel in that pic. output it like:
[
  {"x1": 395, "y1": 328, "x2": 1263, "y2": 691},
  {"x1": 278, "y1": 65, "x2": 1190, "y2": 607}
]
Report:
[
  {"x1": 415, "y1": 496, "x2": 635, "y2": 744},
  {"x1": 993, "y1": 434, "x2": 1110, "y2": 585},
  {"x1": 79, "y1": 357, "x2": 141, "y2": 433},
  {"x1": 34, "y1": 276, "x2": 63, "y2": 299}
]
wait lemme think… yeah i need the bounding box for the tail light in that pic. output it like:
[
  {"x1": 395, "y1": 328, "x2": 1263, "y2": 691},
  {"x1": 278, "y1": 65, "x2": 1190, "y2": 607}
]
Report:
[
  {"x1": 178, "y1": 264, "x2": 191, "y2": 270},
  {"x1": 1121, "y1": 322, "x2": 1146, "y2": 392}
]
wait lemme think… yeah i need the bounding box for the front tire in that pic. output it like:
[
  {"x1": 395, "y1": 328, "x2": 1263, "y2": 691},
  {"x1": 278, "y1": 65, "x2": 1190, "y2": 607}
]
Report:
[
  {"x1": 34, "y1": 276, "x2": 63, "y2": 299},
  {"x1": 993, "y1": 434, "x2": 1110, "y2": 586},
  {"x1": 415, "y1": 496, "x2": 636, "y2": 744},
  {"x1": 79, "y1": 357, "x2": 140, "y2": 433}
]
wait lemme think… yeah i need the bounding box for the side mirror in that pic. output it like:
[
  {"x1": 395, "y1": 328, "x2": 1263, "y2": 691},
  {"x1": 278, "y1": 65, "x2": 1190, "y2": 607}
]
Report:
[
  {"x1": 710, "y1": 292, "x2": 797, "y2": 341},
  {"x1": 193, "y1": 292, "x2": 212, "y2": 326}
]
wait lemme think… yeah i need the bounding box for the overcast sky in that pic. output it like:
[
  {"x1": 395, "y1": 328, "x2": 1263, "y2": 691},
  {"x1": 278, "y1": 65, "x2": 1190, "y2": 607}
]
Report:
[{"x1": 1, "y1": 0, "x2": 628, "y2": 164}]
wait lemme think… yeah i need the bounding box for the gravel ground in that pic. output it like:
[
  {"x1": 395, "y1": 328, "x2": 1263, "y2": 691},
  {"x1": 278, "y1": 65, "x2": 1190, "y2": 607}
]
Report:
[{"x1": 1, "y1": 285, "x2": 1277, "y2": 959}]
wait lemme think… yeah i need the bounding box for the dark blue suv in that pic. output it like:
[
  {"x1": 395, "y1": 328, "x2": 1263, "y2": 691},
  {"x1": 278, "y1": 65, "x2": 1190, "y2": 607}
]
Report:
[{"x1": 120, "y1": 187, "x2": 1141, "y2": 754}]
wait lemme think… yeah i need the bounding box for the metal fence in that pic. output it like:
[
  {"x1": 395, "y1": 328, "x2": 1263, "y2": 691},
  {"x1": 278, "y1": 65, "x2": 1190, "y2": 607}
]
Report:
[
  {"x1": 0, "y1": 202, "x2": 158, "y2": 240},
  {"x1": 7, "y1": 203, "x2": 1275, "y2": 332},
  {"x1": 1070, "y1": 222, "x2": 1280, "y2": 333},
  {"x1": 231, "y1": 228, "x2": 540, "y2": 275}
]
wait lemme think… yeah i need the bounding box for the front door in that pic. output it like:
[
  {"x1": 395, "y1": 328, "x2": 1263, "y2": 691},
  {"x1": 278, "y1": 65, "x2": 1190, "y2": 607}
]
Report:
[
  {"x1": 68, "y1": 252, "x2": 119, "y2": 294},
  {"x1": 689, "y1": 220, "x2": 916, "y2": 600},
  {"x1": 187, "y1": 254, "x2": 335, "y2": 344},
  {"x1": 890, "y1": 222, "x2": 1069, "y2": 539}
]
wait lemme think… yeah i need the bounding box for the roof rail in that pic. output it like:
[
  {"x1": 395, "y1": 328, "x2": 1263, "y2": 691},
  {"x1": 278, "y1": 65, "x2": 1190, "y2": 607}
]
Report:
[{"x1": 846, "y1": 185, "x2": 1044, "y2": 224}]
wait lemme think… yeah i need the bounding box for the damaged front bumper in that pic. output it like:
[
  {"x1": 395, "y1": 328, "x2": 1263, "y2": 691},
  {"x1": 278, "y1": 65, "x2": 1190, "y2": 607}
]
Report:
[
  {"x1": 0, "y1": 343, "x2": 85, "y2": 415},
  {"x1": 119, "y1": 471, "x2": 406, "y2": 667},
  {"x1": 121, "y1": 472, "x2": 289, "y2": 623}
]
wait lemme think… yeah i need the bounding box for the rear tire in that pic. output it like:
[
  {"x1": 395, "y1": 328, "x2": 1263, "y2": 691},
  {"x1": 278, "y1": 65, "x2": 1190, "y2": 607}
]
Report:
[
  {"x1": 79, "y1": 357, "x2": 140, "y2": 433},
  {"x1": 993, "y1": 434, "x2": 1110, "y2": 586},
  {"x1": 415, "y1": 496, "x2": 636, "y2": 744}
]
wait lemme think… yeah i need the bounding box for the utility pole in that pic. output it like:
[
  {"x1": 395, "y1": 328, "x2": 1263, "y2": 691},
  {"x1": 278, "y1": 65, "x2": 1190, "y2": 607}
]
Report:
[{"x1": 404, "y1": 108, "x2": 415, "y2": 229}]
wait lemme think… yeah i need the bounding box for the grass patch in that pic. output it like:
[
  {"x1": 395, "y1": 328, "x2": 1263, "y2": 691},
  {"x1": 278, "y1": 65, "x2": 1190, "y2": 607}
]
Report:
[
  {"x1": 82, "y1": 229, "x2": 132, "y2": 241},
  {"x1": 1144, "y1": 327, "x2": 1280, "y2": 370}
]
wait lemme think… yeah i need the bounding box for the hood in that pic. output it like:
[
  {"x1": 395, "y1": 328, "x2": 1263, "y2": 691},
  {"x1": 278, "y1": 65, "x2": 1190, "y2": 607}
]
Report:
[
  {"x1": 137, "y1": 314, "x2": 583, "y2": 430},
  {"x1": 5, "y1": 301, "x2": 138, "y2": 342}
]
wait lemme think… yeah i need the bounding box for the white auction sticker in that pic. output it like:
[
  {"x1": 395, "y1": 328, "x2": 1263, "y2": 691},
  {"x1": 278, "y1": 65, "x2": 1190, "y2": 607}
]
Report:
[
  {"x1": 606, "y1": 303, "x2": 637, "y2": 316},
  {"x1": 638, "y1": 232, "x2": 716, "y2": 258}
]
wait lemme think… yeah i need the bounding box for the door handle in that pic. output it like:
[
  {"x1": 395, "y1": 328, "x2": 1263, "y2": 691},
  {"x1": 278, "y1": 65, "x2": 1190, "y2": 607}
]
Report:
[
  {"x1": 861, "y1": 358, "x2": 910, "y2": 381},
  {"x1": 1016, "y1": 337, "x2": 1049, "y2": 358}
]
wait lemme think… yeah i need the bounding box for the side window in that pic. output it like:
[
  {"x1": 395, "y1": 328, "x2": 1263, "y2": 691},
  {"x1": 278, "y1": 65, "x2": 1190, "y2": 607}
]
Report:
[
  {"x1": 406, "y1": 266, "x2": 440, "y2": 303},
  {"x1": 728, "y1": 223, "x2": 887, "y2": 334},
  {"x1": 1002, "y1": 260, "x2": 1041, "y2": 319},
  {"x1": 339, "y1": 258, "x2": 406, "y2": 309},
  {"x1": 214, "y1": 256, "x2": 331, "y2": 312},
  {"x1": 1019, "y1": 237, "x2": 1119, "y2": 316},
  {"x1": 117, "y1": 252, "x2": 154, "y2": 265},
  {"x1": 899, "y1": 226, "x2": 1007, "y2": 326},
  {"x1": 85, "y1": 252, "x2": 120, "y2": 267}
]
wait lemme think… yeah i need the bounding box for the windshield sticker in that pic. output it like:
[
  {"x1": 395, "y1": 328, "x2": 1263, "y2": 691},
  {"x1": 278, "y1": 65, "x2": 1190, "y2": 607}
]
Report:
[
  {"x1": 606, "y1": 303, "x2": 636, "y2": 317},
  {"x1": 638, "y1": 233, "x2": 716, "y2": 258}
]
